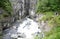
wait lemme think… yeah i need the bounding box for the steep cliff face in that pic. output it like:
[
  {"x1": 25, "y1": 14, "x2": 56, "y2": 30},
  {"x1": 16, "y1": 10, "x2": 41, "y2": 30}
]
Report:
[
  {"x1": 9, "y1": 0, "x2": 28, "y2": 19},
  {"x1": 9, "y1": 0, "x2": 37, "y2": 19}
]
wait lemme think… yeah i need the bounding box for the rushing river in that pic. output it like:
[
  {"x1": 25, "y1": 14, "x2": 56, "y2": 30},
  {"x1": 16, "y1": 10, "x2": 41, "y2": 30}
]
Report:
[{"x1": 3, "y1": 17, "x2": 42, "y2": 39}]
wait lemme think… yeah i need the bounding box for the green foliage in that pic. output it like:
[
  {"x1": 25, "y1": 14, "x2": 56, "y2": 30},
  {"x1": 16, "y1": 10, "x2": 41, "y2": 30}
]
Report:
[
  {"x1": 40, "y1": 12, "x2": 60, "y2": 27},
  {"x1": 0, "y1": 0, "x2": 12, "y2": 14},
  {"x1": 39, "y1": 12, "x2": 60, "y2": 39},
  {"x1": 42, "y1": 26, "x2": 60, "y2": 39},
  {"x1": 54, "y1": 16, "x2": 60, "y2": 24},
  {"x1": 0, "y1": 13, "x2": 10, "y2": 19},
  {"x1": 34, "y1": 35, "x2": 39, "y2": 39},
  {"x1": 37, "y1": 0, "x2": 60, "y2": 13},
  {"x1": 41, "y1": 12, "x2": 54, "y2": 21},
  {"x1": 43, "y1": 32, "x2": 60, "y2": 39},
  {"x1": 2, "y1": 13, "x2": 9, "y2": 17},
  {"x1": 0, "y1": 0, "x2": 13, "y2": 20},
  {"x1": 37, "y1": 0, "x2": 60, "y2": 38}
]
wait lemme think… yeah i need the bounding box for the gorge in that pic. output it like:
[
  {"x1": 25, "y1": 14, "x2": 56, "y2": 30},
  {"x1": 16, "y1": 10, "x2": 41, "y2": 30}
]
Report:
[{"x1": 3, "y1": 0, "x2": 44, "y2": 39}]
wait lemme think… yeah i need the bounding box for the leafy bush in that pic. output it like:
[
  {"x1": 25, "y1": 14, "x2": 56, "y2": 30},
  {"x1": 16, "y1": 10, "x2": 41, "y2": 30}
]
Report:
[
  {"x1": 0, "y1": 0, "x2": 12, "y2": 15},
  {"x1": 36, "y1": 0, "x2": 60, "y2": 13}
]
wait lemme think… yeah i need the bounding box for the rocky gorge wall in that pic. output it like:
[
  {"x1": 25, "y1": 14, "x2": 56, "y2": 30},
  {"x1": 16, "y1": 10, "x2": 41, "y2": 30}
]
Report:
[{"x1": 9, "y1": 0, "x2": 37, "y2": 19}]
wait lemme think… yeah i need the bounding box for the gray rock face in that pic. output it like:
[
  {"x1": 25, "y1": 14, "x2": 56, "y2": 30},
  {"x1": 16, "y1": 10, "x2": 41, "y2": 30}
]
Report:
[
  {"x1": 0, "y1": 8, "x2": 4, "y2": 14},
  {"x1": 9, "y1": 0, "x2": 28, "y2": 19},
  {"x1": 29, "y1": 0, "x2": 37, "y2": 18},
  {"x1": 9, "y1": 0, "x2": 37, "y2": 19}
]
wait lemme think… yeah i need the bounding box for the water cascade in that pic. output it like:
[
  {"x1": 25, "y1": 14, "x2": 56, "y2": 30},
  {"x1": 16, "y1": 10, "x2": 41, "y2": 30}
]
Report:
[{"x1": 3, "y1": 0, "x2": 44, "y2": 39}]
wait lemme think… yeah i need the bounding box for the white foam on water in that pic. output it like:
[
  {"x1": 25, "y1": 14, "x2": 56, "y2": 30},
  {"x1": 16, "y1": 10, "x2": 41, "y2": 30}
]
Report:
[{"x1": 17, "y1": 18, "x2": 41, "y2": 39}]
